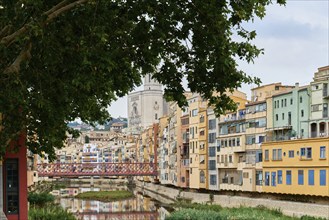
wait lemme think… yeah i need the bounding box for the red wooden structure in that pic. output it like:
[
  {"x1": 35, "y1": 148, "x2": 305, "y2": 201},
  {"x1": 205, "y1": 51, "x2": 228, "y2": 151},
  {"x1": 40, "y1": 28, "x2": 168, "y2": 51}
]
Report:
[
  {"x1": 2, "y1": 133, "x2": 28, "y2": 220},
  {"x1": 37, "y1": 162, "x2": 157, "y2": 177}
]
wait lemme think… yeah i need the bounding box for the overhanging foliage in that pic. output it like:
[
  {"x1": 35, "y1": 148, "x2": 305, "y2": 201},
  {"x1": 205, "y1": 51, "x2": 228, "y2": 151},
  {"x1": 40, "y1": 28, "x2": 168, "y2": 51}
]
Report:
[{"x1": 0, "y1": 0, "x2": 285, "y2": 159}]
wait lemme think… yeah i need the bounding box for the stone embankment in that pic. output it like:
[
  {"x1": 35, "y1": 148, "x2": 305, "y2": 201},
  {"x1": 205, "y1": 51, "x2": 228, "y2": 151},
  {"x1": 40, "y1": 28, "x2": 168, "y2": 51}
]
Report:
[{"x1": 136, "y1": 181, "x2": 329, "y2": 219}]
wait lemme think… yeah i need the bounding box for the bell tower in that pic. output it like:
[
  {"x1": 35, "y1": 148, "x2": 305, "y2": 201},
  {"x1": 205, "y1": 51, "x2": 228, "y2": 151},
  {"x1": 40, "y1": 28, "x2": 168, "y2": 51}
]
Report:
[{"x1": 144, "y1": 74, "x2": 162, "y2": 91}]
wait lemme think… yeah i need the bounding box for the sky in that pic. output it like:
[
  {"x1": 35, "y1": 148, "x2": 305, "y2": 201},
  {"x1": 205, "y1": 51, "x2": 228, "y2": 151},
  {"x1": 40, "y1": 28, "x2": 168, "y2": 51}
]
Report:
[{"x1": 108, "y1": 0, "x2": 329, "y2": 118}]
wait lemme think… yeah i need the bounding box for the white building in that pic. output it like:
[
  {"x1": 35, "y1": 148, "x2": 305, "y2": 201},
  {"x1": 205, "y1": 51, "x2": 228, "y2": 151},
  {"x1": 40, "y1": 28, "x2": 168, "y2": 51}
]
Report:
[
  {"x1": 309, "y1": 66, "x2": 329, "y2": 138},
  {"x1": 127, "y1": 74, "x2": 167, "y2": 134}
]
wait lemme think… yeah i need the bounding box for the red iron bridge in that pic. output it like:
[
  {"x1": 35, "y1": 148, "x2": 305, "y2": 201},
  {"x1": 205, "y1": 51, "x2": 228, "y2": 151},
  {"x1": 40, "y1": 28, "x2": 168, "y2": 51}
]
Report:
[{"x1": 37, "y1": 162, "x2": 157, "y2": 177}]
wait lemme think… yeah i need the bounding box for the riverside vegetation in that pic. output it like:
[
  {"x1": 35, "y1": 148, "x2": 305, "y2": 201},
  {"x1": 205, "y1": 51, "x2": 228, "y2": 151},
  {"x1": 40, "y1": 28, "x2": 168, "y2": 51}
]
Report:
[
  {"x1": 28, "y1": 192, "x2": 75, "y2": 220},
  {"x1": 166, "y1": 202, "x2": 326, "y2": 220},
  {"x1": 75, "y1": 190, "x2": 134, "y2": 202}
]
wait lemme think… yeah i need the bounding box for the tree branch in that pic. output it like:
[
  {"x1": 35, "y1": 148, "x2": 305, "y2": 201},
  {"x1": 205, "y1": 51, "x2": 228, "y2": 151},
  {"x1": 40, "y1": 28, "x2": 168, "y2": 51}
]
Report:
[
  {"x1": 0, "y1": 0, "x2": 90, "y2": 46},
  {"x1": 4, "y1": 42, "x2": 32, "y2": 74},
  {"x1": 0, "y1": 25, "x2": 12, "y2": 38},
  {"x1": 46, "y1": 0, "x2": 90, "y2": 23},
  {"x1": 0, "y1": 25, "x2": 28, "y2": 46},
  {"x1": 44, "y1": 0, "x2": 73, "y2": 16}
]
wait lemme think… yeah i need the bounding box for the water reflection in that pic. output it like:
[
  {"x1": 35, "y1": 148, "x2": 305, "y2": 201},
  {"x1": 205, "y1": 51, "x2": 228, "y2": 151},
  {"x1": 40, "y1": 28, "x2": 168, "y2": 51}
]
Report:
[{"x1": 58, "y1": 187, "x2": 169, "y2": 220}]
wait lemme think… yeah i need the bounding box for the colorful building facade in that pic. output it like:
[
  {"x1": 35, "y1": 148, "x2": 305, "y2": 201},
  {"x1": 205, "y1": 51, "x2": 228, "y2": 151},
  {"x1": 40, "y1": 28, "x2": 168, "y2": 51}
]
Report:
[{"x1": 262, "y1": 137, "x2": 329, "y2": 196}]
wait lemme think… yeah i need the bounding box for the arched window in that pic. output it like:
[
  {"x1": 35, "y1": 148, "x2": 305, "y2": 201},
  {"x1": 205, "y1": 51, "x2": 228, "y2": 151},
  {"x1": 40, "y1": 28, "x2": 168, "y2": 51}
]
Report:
[{"x1": 200, "y1": 170, "x2": 205, "y2": 183}]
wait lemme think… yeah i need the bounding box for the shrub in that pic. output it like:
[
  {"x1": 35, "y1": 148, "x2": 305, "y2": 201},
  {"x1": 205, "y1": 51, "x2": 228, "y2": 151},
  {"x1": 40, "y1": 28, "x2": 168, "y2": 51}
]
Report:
[
  {"x1": 166, "y1": 208, "x2": 227, "y2": 220},
  {"x1": 28, "y1": 205, "x2": 76, "y2": 220},
  {"x1": 28, "y1": 192, "x2": 55, "y2": 206}
]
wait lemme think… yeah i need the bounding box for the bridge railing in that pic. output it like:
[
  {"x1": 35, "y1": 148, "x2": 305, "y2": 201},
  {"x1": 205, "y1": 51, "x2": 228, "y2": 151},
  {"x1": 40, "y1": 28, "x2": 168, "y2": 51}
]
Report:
[{"x1": 37, "y1": 162, "x2": 157, "y2": 177}]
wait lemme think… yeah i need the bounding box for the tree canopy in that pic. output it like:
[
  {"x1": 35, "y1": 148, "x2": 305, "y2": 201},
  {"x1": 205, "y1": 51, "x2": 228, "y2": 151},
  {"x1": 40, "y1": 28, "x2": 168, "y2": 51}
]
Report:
[{"x1": 0, "y1": 0, "x2": 285, "y2": 159}]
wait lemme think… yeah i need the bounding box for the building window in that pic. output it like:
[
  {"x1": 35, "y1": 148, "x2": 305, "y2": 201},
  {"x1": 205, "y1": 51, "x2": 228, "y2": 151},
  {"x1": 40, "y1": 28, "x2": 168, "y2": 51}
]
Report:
[
  {"x1": 271, "y1": 172, "x2": 276, "y2": 186},
  {"x1": 208, "y1": 133, "x2": 216, "y2": 143},
  {"x1": 264, "y1": 150, "x2": 269, "y2": 161},
  {"x1": 281, "y1": 99, "x2": 284, "y2": 107},
  {"x1": 320, "y1": 170, "x2": 326, "y2": 186},
  {"x1": 209, "y1": 160, "x2": 216, "y2": 170},
  {"x1": 323, "y1": 103, "x2": 328, "y2": 118},
  {"x1": 192, "y1": 109, "x2": 198, "y2": 116},
  {"x1": 5, "y1": 159, "x2": 19, "y2": 214},
  {"x1": 301, "y1": 110, "x2": 304, "y2": 117},
  {"x1": 256, "y1": 171, "x2": 263, "y2": 185},
  {"x1": 284, "y1": 99, "x2": 287, "y2": 107},
  {"x1": 288, "y1": 150, "x2": 294, "y2": 158},
  {"x1": 210, "y1": 175, "x2": 217, "y2": 185},
  {"x1": 256, "y1": 151, "x2": 263, "y2": 163},
  {"x1": 290, "y1": 98, "x2": 293, "y2": 105},
  {"x1": 300, "y1": 147, "x2": 312, "y2": 159},
  {"x1": 155, "y1": 113, "x2": 158, "y2": 120},
  {"x1": 265, "y1": 172, "x2": 270, "y2": 186},
  {"x1": 286, "y1": 170, "x2": 292, "y2": 185},
  {"x1": 282, "y1": 113, "x2": 284, "y2": 120},
  {"x1": 209, "y1": 147, "x2": 216, "y2": 157},
  {"x1": 199, "y1": 115, "x2": 205, "y2": 123},
  {"x1": 272, "y1": 149, "x2": 282, "y2": 160},
  {"x1": 272, "y1": 149, "x2": 277, "y2": 160},
  {"x1": 200, "y1": 155, "x2": 205, "y2": 164},
  {"x1": 308, "y1": 170, "x2": 314, "y2": 186},
  {"x1": 275, "y1": 114, "x2": 278, "y2": 121},
  {"x1": 246, "y1": 135, "x2": 256, "y2": 145},
  {"x1": 200, "y1": 170, "x2": 205, "y2": 183},
  {"x1": 298, "y1": 170, "x2": 304, "y2": 185},
  {"x1": 278, "y1": 149, "x2": 282, "y2": 160},
  {"x1": 312, "y1": 84, "x2": 319, "y2": 90},
  {"x1": 229, "y1": 155, "x2": 233, "y2": 163},
  {"x1": 300, "y1": 96, "x2": 302, "y2": 103},
  {"x1": 277, "y1": 170, "x2": 282, "y2": 184},
  {"x1": 208, "y1": 119, "x2": 216, "y2": 130},
  {"x1": 274, "y1": 101, "x2": 276, "y2": 108},
  {"x1": 320, "y1": 146, "x2": 326, "y2": 159}
]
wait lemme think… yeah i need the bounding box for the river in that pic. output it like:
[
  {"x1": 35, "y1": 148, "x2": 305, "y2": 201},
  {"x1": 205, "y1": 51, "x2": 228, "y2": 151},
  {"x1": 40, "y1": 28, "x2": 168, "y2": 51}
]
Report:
[{"x1": 56, "y1": 182, "x2": 171, "y2": 220}]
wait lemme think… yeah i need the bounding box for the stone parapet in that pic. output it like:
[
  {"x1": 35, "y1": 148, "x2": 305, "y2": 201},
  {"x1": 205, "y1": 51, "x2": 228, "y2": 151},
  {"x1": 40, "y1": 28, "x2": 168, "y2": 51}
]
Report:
[{"x1": 137, "y1": 180, "x2": 329, "y2": 219}]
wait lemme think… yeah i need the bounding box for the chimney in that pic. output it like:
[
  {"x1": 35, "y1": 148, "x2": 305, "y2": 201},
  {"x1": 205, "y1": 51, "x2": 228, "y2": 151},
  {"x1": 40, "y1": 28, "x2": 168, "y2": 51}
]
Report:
[{"x1": 295, "y1": 82, "x2": 299, "y2": 89}]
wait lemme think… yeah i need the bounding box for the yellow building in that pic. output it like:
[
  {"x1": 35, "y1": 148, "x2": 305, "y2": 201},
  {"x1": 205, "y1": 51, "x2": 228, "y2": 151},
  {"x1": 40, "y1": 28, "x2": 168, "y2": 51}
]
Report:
[
  {"x1": 188, "y1": 94, "x2": 207, "y2": 189},
  {"x1": 198, "y1": 108, "x2": 208, "y2": 189},
  {"x1": 262, "y1": 137, "x2": 329, "y2": 196}
]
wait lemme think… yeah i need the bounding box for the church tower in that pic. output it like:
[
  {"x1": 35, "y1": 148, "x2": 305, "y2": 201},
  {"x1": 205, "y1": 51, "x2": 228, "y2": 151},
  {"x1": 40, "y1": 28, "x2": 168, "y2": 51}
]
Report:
[
  {"x1": 144, "y1": 74, "x2": 162, "y2": 91},
  {"x1": 127, "y1": 74, "x2": 166, "y2": 134}
]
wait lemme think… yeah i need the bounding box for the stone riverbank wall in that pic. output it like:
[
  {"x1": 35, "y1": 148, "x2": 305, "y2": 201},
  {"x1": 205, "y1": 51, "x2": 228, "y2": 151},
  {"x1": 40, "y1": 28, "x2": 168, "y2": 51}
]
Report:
[{"x1": 136, "y1": 181, "x2": 329, "y2": 219}]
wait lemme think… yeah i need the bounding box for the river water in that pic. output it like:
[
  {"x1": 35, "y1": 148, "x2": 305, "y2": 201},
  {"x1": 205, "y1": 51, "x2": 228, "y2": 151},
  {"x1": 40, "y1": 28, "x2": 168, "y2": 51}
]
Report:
[{"x1": 56, "y1": 183, "x2": 171, "y2": 220}]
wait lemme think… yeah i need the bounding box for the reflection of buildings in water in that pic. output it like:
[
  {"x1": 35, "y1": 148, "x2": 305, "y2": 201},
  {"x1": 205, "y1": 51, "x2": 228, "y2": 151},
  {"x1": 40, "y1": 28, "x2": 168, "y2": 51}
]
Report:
[
  {"x1": 59, "y1": 190, "x2": 168, "y2": 220},
  {"x1": 82, "y1": 200, "x2": 100, "y2": 213}
]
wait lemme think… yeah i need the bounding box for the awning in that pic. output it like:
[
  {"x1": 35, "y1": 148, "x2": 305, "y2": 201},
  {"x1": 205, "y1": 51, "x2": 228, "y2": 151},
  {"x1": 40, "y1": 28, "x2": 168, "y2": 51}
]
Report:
[{"x1": 266, "y1": 126, "x2": 292, "y2": 131}]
